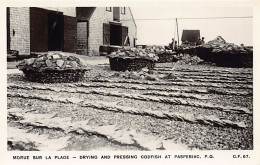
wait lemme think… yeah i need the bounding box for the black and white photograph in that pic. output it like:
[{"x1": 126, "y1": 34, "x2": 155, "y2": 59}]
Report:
[{"x1": 1, "y1": 1, "x2": 260, "y2": 164}]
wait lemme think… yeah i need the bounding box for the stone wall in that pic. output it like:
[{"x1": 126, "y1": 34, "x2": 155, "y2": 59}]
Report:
[{"x1": 9, "y1": 7, "x2": 30, "y2": 55}]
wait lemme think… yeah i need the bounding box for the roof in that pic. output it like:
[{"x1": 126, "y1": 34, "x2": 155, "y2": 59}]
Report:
[
  {"x1": 76, "y1": 7, "x2": 137, "y2": 28},
  {"x1": 208, "y1": 36, "x2": 226, "y2": 44},
  {"x1": 213, "y1": 36, "x2": 226, "y2": 42},
  {"x1": 76, "y1": 7, "x2": 96, "y2": 21},
  {"x1": 128, "y1": 7, "x2": 137, "y2": 28},
  {"x1": 181, "y1": 30, "x2": 200, "y2": 42}
]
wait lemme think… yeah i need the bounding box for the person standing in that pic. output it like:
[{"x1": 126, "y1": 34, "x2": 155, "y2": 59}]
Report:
[
  {"x1": 196, "y1": 37, "x2": 205, "y2": 46},
  {"x1": 201, "y1": 37, "x2": 205, "y2": 44},
  {"x1": 169, "y1": 38, "x2": 175, "y2": 50},
  {"x1": 196, "y1": 38, "x2": 201, "y2": 46},
  {"x1": 174, "y1": 41, "x2": 180, "y2": 55}
]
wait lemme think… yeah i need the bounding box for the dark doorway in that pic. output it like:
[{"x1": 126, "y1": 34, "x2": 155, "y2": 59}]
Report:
[
  {"x1": 64, "y1": 15, "x2": 77, "y2": 53},
  {"x1": 30, "y1": 7, "x2": 48, "y2": 52},
  {"x1": 77, "y1": 21, "x2": 88, "y2": 54},
  {"x1": 113, "y1": 7, "x2": 120, "y2": 22},
  {"x1": 48, "y1": 11, "x2": 64, "y2": 51},
  {"x1": 110, "y1": 24, "x2": 121, "y2": 46}
]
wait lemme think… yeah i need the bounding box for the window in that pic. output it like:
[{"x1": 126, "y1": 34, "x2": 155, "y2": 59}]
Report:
[
  {"x1": 113, "y1": 7, "x2": 120, "y2": 21},
  {"x1": 106, "y1": 7, "x2": 112, "y2": 12},
  {"x1": 121, "y1": 7, "x2": 125, "y2": 15}
]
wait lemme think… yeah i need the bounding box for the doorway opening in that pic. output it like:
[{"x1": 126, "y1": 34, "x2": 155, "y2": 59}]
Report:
[
  {"x1": 48, "y1": 11, "x2": 64, "y2": 51},
  {"x1": 110, "y1": 24, "x2": 121, "y2": 46},
  {"x1": 77, "y1": 21, "x2": 88, "y2": 54}
]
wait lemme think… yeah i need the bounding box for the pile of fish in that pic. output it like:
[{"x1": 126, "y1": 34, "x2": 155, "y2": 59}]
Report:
[
  {"x1": 201, "y1": 38, "x2": 253, "y2": 54},
  {"x1": 107, "y1": 47, "x2": 158, "y2": 71},
  {"x1": 17, "y1": 52, "x2": 85, "y2": 72},
  {"x1": 108, "y1": 46, "x2": 177, "y2": 59},
  {"x1": 196, "y1": 37, "x2": 253, "y2": 67},
  {"x1": 178, "y1": 45, "x2": 197, "y2": 56},
  {"x1": 16, "y1": 52, "x2": 88, "y2": 83},
  {"x1": 108, "y1": 46, "x2": 159, "y2": 61},
  {"x1": 145, "y1": 45, "x2": 175, "y2": 55},
  {"x1": 145, "y1": 45, "x2": 177, "y2": 63}
]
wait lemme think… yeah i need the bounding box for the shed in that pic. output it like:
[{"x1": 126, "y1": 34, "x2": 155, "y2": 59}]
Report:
[{"x1": 181, "y1": 30, "x2": 200, "y2": 43}]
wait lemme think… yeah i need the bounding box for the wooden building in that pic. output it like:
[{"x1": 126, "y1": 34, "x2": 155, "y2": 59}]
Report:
[
  {"x1": 76, "y1": 7, "x2": 137, "y2": 55},
  {"x1": 7, "y1": 7, "x2": 137, "y2": 56},
  {"x1": 181, "y1": 30, "x2": 200, "y2": 45}
]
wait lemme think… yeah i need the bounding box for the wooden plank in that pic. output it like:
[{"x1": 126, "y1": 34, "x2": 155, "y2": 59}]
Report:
[
  {"x1": 103, "y1": 23, "x2": 110, "y2": 45},
  {"x1": 64, "y1": 15, "x2": 77, "y2": 53},
  {"x1": 30, "y1": 7, "x2": 48, "y2": 52}
]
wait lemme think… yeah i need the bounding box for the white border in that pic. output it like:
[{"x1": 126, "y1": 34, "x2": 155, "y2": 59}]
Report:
[{"x1": 1, "y1": 1, "x2": 259, "y2": 165}]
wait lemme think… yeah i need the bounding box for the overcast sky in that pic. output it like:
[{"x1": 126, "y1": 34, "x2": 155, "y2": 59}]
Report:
[{"x1": 130, "y1": 7, "x2": 253, "y2": 46}]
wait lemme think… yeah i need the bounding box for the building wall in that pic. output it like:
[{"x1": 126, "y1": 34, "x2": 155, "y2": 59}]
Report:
[
  {"x1": 121, "y1": 7, "x2": 137, "y2": 47},
  {"x1": 88, "y1": 7, "x2": 113, "y2": 55},
  {"x1": 9, "y1": 7, "x2": 30, "y2": 55},
  {"x1": 8, "y1": 7, "x2": 76, "y2": 55},
  {"x1": 88, "y1": 7, "x2": 137, "y2": 55}
]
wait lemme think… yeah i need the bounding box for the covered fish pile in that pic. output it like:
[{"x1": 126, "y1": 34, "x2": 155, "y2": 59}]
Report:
[
  {"x1": 107, "y1": 47, "x2": 158, "y2": 71},
  {"x1": 178, "y1": 45, "x2": 197, "y2": 56},
  {"x1": 145, "y1": 45, "x2": 177, "y2": 63},
  {"x1": 17, "y1": 52, "x2": 88, "y2": 83},
  {"x1": 196, "y1": 37, "x2": 253, "y2": 68}
]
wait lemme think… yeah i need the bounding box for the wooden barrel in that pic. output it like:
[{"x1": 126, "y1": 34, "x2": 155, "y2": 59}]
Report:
[
  {"x1": 107, "y1": 45, "x2": 121, "y2": 54},
  {"x1": 7, "y1": 50, "x2": 19, "y2": 61},
  {"x1": 99, "y1": 45, "x2": 108, "y2": 56}
]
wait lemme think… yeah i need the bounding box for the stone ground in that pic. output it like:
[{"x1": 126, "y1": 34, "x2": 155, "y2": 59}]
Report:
[{"x1": 6, "y1": 54, "x2": 253, "y2": 151}]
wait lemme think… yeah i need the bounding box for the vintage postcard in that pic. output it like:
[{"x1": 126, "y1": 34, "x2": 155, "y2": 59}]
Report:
[{"x1": 1, "y1": 0, "x2": 260, "y2": 165}]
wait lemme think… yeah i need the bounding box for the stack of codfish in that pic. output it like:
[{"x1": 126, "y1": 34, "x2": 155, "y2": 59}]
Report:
[
  {"x1": 178, "y1": 45, "x2": 197, "y2": 56},
  {"x1": 108, "y1": 46, "x2": 159, "y2": 60},
  {"x1": 204, "y1": 39, "x2": 252, "y2": 54},
  {"x1": 107, "y1": 47, "x2": 159, "y2": 71},
  {"x1": 17, "y1": 52, "x2": 87, "y2": 83},
  {"x1": 17, "y1": 52, "x2": 84, "y2": 71},
  {"x1": 145, "y1": 45, "x2": 177, "y2": 63},
  {"x1": 196, "y1": 37, "x2": 253, "y2": 67}
]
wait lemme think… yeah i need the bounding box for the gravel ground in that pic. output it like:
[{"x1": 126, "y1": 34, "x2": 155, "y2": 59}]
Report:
[{"x1": 7, "y1": 62, "x2": 253, "y2": 151}]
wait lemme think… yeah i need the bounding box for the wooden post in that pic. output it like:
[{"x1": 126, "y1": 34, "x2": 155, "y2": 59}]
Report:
[{"x1": 176, "y1": 18, "x2": 179, "y2": 46}]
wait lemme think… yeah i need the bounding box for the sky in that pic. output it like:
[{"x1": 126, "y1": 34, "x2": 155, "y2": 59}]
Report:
[{"x1": 130, "y1": 7, "x2": 253, "y2": 46}]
